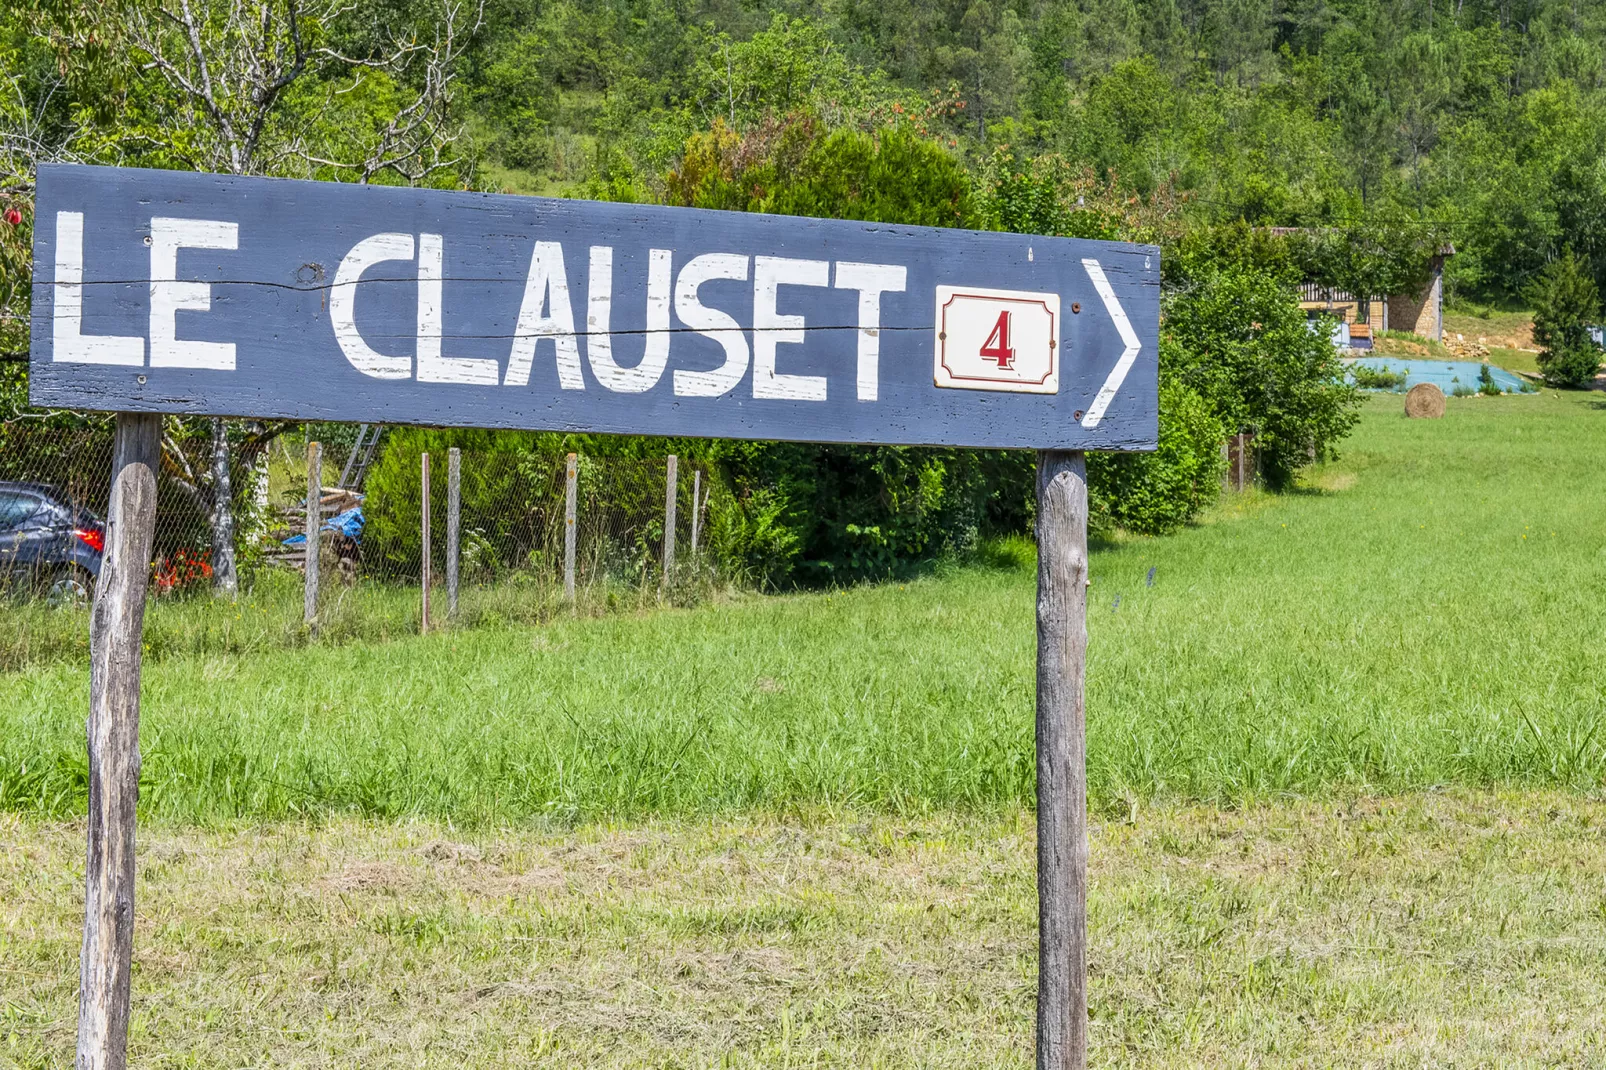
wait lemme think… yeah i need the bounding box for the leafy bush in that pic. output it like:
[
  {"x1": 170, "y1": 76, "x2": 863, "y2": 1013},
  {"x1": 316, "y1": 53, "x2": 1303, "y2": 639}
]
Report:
[
  {"x1": 1161, "y1": 260, "x2": 1361, "y2": 488},
  {"x1": 1089, "y1": 376, "x2": 1225, "y2": 535},
  {"x1": 1351, "y1": 364, "x2": 1407, "y2": 390}
]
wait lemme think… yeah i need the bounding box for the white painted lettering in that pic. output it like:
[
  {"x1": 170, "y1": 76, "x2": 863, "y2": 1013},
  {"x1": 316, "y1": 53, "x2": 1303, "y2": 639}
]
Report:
[
  {"x1": 330, "y1": 232, "x2": 414, "y2": 379},
  {"x1": 505, "y1": 241, "x2": 583, "y2": 389},
  {"x1": 752, "y1": 256, "x2": 828, "y2": 401},
  {"x1": 149, "y1": 217, "x2": 238, "y2": 370},
  {"x1": 586, "y1": 246, "x2": 673, "y2": 393},
  {"x1": 672, "y1": 253, "x2": 750, "y2": 397},
  {"x1": 417, "y1": 233, "x2": 499, "y2": 385},
  {"x1": 833, "y1": 261, "x2": 906, "y2": 401},
  {"x1": 51, "y1": 212, "x2": 143, "y2": 366}
]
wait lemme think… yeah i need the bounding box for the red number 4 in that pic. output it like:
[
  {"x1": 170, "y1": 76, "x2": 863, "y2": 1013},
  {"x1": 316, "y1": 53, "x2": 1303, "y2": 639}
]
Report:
[{"x1": 980, "y1": 310, "x2": 1014, "y2": 369}]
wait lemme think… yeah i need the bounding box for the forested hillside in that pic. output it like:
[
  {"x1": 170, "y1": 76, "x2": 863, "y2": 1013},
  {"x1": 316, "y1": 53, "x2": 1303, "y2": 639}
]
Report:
[
  {"x1": 1, "y1": 0, "x2": 1599, "y2": 582},
  {"x1": 463, "y1": 0, "x2": 1606, "y2": 300}
]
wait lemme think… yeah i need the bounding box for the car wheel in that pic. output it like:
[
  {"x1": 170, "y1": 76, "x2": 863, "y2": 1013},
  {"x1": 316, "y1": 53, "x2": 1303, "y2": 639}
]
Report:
[{"x1": 46, "y1": 567, "x2": 94, "y2": 608}]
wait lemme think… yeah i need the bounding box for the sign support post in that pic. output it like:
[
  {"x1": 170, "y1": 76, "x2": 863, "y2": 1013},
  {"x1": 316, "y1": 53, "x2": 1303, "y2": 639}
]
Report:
[
  {"x1": 1035, "y1": 449, "x2": 1090, "y2": 1070},
  {"x1": 77, "y1": 412, "x2": 159, "y2": 1070}
]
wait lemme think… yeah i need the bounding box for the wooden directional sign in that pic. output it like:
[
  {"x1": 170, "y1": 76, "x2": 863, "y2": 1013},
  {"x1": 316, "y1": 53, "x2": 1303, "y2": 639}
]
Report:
[
  {"x1": 29, "y1": 164, "x2": 1159, "y2": 450},
  {"x1": 38, "y1": 163, "x2": 1155, "y2": 1070}
]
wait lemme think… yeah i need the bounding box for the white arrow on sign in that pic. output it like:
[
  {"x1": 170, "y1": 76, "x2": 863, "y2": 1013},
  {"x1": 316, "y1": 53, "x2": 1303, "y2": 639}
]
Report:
[{"x1": 1078, "y1": 258, "x2": 1141, "y2": 429}]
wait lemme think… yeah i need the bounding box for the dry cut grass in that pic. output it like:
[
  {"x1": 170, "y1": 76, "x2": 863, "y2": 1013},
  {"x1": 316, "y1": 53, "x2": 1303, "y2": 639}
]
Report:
[{"x1": 5, "y1": 791, "x2": 1606, "y2": 1068}]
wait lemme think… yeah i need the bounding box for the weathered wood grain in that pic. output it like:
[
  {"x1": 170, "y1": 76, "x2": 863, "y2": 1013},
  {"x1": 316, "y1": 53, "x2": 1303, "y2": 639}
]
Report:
[
  {"x1": 1035, "y1": 449, "x2": 1089, "y2": 1070},
  {"x1": 303, "y1": 441, "x2": 320, "y2": 630},
  {"x1": 30, "y1": 165, "x2": 1158, "y2": 451},
  {"x1": 77, "y1": 412, "x2": 159, "y2": 1070}
]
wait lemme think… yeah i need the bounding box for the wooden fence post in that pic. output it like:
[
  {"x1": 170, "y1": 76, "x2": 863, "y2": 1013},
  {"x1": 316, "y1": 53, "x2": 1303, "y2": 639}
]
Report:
[
  {"x1": 76, "y1": 412, "x2": 160, "y2": 1070},
  {"x1": 662, "y1": 454, "x2": 677, "y2": 589},
  {"x1": 1035, "y1": 450, "x2": 1089, "y2": 1070},
  {"x1": 447, "y1": 447, "x2": 461, "y2": 619},
  {"x1": 564, "y1": 453, "x2": 577, "y2": 601},
  {"x1": 691, "y1": 469, "x2": 702, "y2": 561},
  {"x1": 304, "y1": 441, "x2": 320, "y2": 630},
  {"x1": 421, "y1": 452, "x2": 431, "y2": 634}
]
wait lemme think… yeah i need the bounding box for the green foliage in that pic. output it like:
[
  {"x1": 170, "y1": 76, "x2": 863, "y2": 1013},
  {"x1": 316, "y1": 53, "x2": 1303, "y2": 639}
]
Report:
[
  {"x1": 1162, "y1": 261, "x2": 1361, "y2": 488},
  {"x1": 1088, "y1": 378, "x2": 1225, "y2": 535},
  {"x1": 1351, "y1": 364, "x2": 1407, "y2": 390},
  {"x1": 1285, "y1": 220, "x2": 1445, "y2": 304},
  {"x1": 666, "y1": 118, "x2": 980, "y2": 227},
  {"x1": 707, "y1": 441, "x2": 998, "y2": 586},
  {"x1": 1478, "y1": 363, "x2": 1501, "y2": 396},
  {"x1": 1530, "y1": 250, "x2": 1604, "y2": 388}
]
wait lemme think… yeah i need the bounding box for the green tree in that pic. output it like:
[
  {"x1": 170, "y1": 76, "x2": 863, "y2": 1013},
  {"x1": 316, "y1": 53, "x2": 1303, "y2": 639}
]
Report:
[
  {"x1": 1162, "y1": 261, "x2": 1361, "y2": 487},
  {"x1": 1530, "y1": 249, "x2": 1604, "y2": 387}
]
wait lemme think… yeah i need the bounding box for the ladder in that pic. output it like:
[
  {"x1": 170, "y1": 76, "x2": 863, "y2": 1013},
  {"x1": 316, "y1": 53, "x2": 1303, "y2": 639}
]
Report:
[{"x1": 338, "y1": 424, "x2": 384, "y2": 491}]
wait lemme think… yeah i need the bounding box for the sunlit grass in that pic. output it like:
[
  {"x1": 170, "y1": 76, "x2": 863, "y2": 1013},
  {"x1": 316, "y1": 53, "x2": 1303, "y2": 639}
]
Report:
[
  {"x1": 6, "y1": 792, "x2": 1606, "y2": 1067},
  {"x1": 2, "y1": 391, "x2": 1604, "y2": 821}
]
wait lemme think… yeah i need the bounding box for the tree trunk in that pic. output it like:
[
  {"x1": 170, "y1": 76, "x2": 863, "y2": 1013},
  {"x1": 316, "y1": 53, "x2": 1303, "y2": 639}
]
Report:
[{"x1": 209, "y1": 418, "x2": 238, "y2": 595}]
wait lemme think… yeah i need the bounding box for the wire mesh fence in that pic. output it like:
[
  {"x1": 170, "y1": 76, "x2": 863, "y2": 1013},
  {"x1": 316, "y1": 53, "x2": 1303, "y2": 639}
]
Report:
[{"x1": 2, "y1": 422, "x2": 725, "y2": 656}]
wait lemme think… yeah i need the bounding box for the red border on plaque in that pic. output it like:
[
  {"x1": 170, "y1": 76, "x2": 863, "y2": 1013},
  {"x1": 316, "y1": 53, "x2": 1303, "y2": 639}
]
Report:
[{"x1": 938, "y1": 292, "x2": 1058, "y2": 386}]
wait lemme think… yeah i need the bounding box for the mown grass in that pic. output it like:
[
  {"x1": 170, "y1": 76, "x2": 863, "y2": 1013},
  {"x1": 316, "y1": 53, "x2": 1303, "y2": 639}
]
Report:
[
  {"x1": 2, "y1": 391, "x2": 1604, "y2": 821},
  {"x1": 5, "y1": 792, "x2": 1606, "y2": 1067}
]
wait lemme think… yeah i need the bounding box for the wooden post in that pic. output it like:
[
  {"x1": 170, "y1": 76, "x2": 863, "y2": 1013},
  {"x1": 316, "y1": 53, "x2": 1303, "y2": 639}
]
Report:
[
  {"x1": 421, "y1": 452, "x2": 431, "y2": 634},
  {"x1": 563, "y1": 453, "x2": 577, "y2": 601},
  {"x1": 76, "y1": 412, "x2": 160, "y2": 1070},
  {"x1": 446, "y1": 447, "x2": 461, "y2": 619},
  {"x1": 303, "y1": 441, "x2": 320, "y2": 630},
  {"x1": 1035, "y1": 450, "x2": 1089, "y2": 1070},
  {"x1": 690, "y1": 469, "x2": 702, "y2": 560},
  {"x1": 662, "y1": 454, "x2": 677, "y2": 589}
]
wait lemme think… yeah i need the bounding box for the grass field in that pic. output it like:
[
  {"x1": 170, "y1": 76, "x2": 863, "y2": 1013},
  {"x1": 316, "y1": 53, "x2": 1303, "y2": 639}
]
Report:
[
  {"x1": 3, "y1": 390, "x2": 1605, "y2": 821},
  {"x1": 5, "y1": 390, "x2": 1606, "y2": 1066},
  {"x1": 6, "y1": 793, "x2": 1606, "y2": 1067}
]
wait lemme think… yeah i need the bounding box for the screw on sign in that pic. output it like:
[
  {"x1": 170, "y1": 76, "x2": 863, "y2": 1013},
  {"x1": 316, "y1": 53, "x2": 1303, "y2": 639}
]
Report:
[{"x1": 31, "y1": 164, "x2": 1159, "y2": 1070}]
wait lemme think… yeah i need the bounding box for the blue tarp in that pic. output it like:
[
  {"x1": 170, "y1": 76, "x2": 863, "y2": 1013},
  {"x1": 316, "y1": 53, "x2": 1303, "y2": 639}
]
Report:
[
  {"x1": 282, "y1": 506, "x2": 364, "y2": 546},
  {"x1": 1344, "y1": 357, "x2": 1533, "y2": 395}
]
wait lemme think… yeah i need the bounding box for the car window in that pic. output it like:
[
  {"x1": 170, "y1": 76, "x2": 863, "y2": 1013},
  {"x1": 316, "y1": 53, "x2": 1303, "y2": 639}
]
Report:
[
  {"x1": 0, "y1": 493, "x2": 38, "y2": 531},
  {"x1": 15, "y1": 496, "x2": 62, "y2": 530}
]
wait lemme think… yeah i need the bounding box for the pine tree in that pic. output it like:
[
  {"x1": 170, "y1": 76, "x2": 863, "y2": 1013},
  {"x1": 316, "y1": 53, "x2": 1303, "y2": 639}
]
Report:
[{"x1": 1531, "y1": 250, "x2": 1604, "y2": 388}]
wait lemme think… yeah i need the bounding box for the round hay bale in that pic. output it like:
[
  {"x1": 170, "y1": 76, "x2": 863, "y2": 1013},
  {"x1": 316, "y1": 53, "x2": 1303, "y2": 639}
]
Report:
[{"x1": 1404, "y1": 382, "x2": 1445, "y2": 419}]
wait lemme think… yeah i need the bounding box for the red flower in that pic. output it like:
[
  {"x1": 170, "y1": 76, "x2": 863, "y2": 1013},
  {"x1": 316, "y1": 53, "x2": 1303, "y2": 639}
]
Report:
[{"x1": 2, "y1": 208, "x2": 20, "y2": 226}]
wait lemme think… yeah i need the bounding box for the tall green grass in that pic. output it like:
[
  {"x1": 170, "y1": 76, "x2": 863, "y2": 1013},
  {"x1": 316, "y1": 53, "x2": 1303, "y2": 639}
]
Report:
[{"x1": 3, "y1": 391, "x2": 1604, "y2": 822}]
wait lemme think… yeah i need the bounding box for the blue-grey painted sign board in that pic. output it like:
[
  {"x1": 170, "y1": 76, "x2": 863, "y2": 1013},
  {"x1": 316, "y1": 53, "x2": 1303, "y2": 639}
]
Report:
[{"x1": 30, "y1": 164, "x2": 1158, "y2": 450}]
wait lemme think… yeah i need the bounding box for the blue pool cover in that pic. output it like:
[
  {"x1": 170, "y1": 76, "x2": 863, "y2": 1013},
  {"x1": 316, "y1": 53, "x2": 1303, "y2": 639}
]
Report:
[{"x1": 1344, "y1": 357, "x2": 1533, "y2": 395}]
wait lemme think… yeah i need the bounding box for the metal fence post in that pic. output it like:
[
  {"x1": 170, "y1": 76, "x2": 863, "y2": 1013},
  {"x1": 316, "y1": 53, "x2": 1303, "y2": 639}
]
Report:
[
  {"x1": 421, "y1": 452, "x2": 431, "y2": 634},
  {"x1": 447, "y1": 447, "x2": 461, "y2": 618},
  {"x1": 304, "y1": 441, "x2": 320, "y2": 631},
  {"x1": 663, "y1": 454, "x2": 677, "y2": 590},
  {"x1": 691, "y1": 468, "x2": 701, "y2": 562},
  {"x1": 564, "y1": 453, "x2": 577, "y2": 601}
]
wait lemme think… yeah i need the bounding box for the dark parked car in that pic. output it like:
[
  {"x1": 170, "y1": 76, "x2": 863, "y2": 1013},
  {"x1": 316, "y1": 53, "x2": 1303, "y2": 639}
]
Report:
[{"x1": 0, "y1": 481, "x2": 104, "y2": 604}]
